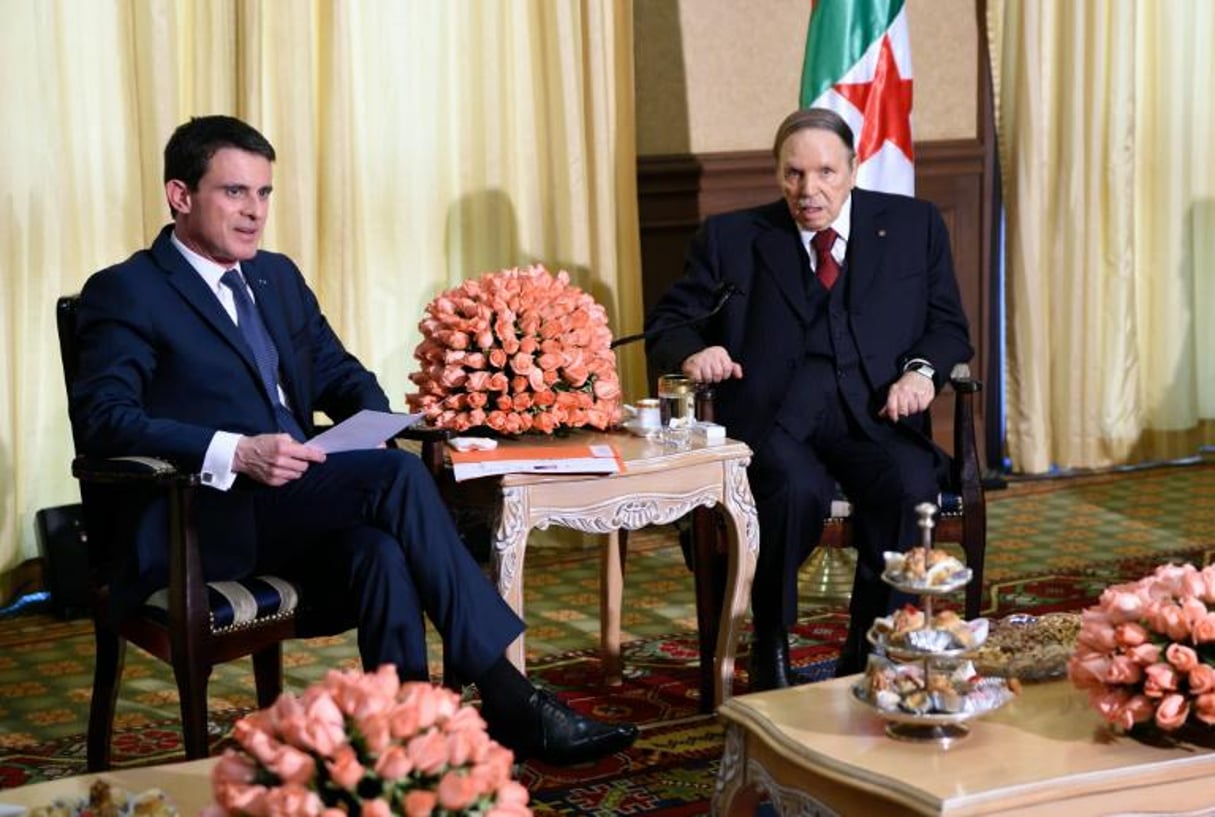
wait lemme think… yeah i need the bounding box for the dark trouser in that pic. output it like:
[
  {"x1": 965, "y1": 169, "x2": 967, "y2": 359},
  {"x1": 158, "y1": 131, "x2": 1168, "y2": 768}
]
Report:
[
  {"x1": 747, "y1": 403, "x2": 938, "y2": 672},
  {"x1": 247, "y1": 448, "x2": 524, "y2": 682}
]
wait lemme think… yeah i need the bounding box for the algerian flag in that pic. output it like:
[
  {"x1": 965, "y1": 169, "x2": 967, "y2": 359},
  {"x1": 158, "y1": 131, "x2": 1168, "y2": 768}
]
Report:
[{"x1": 800, "y1": 0, "x2": 915, "y2": 195}]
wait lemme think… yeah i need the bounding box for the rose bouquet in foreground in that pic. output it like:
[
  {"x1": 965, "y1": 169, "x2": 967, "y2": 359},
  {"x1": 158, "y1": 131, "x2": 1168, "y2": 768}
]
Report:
[
  {"x1": 1069, "y1": 562, "x2": 1215, "y2": 733},
  {"x1": 204, "y1": 666, "x2": 531, "y2": 817},
  {"x1": 407, "y1": 265, "x2": 622, "y2": 434}
]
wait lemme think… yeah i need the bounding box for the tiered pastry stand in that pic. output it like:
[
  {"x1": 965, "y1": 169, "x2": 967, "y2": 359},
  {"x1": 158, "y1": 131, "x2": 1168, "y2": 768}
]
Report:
[{"x1": 851, "y1": 502, "x2": 1014, "y2": 744}]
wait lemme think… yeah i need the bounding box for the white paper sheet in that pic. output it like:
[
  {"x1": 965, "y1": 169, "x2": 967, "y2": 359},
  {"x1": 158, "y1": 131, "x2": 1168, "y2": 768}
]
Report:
[{"x1": 307, "y1": 410, "x2": 423, "y2": 453}]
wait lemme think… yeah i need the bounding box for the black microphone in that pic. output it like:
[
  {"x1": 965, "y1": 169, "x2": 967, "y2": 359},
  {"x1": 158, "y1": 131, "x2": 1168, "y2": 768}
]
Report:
[{"x1": 610, "y1": 282, "x2": 739, "y2": 350}]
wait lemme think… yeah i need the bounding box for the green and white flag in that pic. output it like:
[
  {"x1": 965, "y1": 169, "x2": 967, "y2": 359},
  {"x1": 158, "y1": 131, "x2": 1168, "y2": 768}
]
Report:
[{"x1": 800, "y1": 0, "x2": 915, "y2": 195}]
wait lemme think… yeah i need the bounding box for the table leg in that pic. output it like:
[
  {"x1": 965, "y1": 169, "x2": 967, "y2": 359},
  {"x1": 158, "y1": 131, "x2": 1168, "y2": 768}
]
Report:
[
  {"x1": 600, "y1": 529, "x2": 626, "y2": 685},
  {"x1": 712, "y1": 725, "x2": 762, "y2": 817},
  {"x1": 715, "y1": 458, "x2": 759, "y2": 707},
  {"x1": 493, "y1": 486, "x2": 531, "y2": 673}
]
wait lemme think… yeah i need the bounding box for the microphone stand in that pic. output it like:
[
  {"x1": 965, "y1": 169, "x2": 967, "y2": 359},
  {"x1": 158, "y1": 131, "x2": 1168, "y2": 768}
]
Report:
[{"x1": 609, "y1": 283, "x2": 738, "y2": 350}]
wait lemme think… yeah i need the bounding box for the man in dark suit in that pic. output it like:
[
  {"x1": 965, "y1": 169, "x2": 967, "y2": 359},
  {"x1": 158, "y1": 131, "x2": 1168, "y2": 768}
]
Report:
[
  {"x1": 645, "y1": 108, "x2": 973, "y2": 686},
  {"x1": 70, "y1": 115, "x2": 637, "y2": 764}
]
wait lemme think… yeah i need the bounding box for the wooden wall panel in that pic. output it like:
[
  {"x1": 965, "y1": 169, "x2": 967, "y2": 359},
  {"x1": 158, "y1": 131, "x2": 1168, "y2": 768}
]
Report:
[{"x1": 637, "y1": 140, "x2": 993, "y2": 463}]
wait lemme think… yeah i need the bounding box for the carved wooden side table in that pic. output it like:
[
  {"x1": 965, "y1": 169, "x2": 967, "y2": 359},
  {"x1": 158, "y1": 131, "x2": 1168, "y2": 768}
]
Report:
[{"x1": 473, "y1": 431, "x2": 758, "y2": 709}]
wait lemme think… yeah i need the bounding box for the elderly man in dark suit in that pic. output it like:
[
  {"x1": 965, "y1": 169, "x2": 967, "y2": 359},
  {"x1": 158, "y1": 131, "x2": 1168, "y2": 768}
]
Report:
[
  {"x1": 645, "y1": 108, "x2": 973, "y2": 687},
  {"x1": 70, "y1": 115, "x2": 637, "y2": 764}
]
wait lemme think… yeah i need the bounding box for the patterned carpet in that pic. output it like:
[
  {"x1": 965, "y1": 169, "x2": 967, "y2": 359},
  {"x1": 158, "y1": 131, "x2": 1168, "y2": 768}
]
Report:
[{"x1": 3, "y1": 462, "x2": 1215, "y2": 813}]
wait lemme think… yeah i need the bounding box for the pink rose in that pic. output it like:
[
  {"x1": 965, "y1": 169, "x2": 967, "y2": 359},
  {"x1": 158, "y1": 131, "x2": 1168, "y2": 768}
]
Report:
[
  {"x1": 488, "y1": 348, "x2": 508, "y2": 369},
  {"x1": 1154, "y1": 692, "x2": 1190, "y2": 731},
  {"x1": 1193, "y1": 613, "x2": 1215, "y2": 644},
  {"x1": 264, "y1": 783, "x2": 324, "y2": 817},
  {"x1": 1104, "y1": 654, "x2": 1143, "y2": 685},
  {"x1": 1144, "y1": 662, "x2": 1180, "y2": 697},
  {"x1": 407, "y1": 729, "x2": 451, "y2": 775},
  {"x1": 1195, "y1": 692, "x2": 1215, "y2": 725},
  {"x1": 1118, "y1": 695, "x2": 1156, "y2": 729},
  {"x1": 212, "y1": 750, "x2": 258, "y2": 785},
  {"x1": 360, "y1": 798, "x2": 392, "y2": 817},
  {"x1": 1128, "y1": 642, "x2": 1162, "y2": 665},
  {"x1": 1165, "y1": 643, "x2": 1199, "y2": 673},
  {"x1": 374, "y1": 745, "x2": 413, "y2": 780},
  {"x1": 1188, "y1": 662, "x2": 1215, "y2": 694},
  {"x1": 1068, "y1": 653, "x2": 1112, "y2": 690},
  {"x1": 325, "y1": 744, "x2": 366, "y2": 790},
  {"x1": 1114, "y1": 621, "x2": 1149, "y2": 647},
  {"x1": 402, "y1": 791, "x2": 438, "y2": 817}
]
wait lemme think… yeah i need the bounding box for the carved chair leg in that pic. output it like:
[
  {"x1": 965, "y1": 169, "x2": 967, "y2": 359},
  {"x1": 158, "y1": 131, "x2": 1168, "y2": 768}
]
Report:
[
  {"x1": 173, "y1": 656, "x2": 212, "y2": 760},
  {"x1": 87, "y1": 623, "x2": 126, "y2": 772},
  {"x1": 252, "y1": 643, "x2": 284, "y2": 709},
  {"x1": 963, "y1": 509, "x2": 987, "y2": 619},
  {"x1": 691, "y1": 507, "x2": 728, "y2": 714}
]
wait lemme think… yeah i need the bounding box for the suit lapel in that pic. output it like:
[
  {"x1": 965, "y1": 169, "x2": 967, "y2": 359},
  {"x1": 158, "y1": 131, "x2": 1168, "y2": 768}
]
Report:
[
  {"x1": 151, "y1": 228, "x2": 262, "y2": 383},
  {"x1": 844, "y1": 189, "x2": 891, "y2": 307},
  {"x1": 753, "y1": 203, "x2": 812, "y2": 324}
]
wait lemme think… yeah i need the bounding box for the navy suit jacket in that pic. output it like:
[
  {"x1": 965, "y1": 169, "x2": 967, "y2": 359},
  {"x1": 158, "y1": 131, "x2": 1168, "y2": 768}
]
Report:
[
  {"x1": 71, "y1": 225, "x2": 390, "y2": 614},
  {"x1": 645, "y1": 189, "x2": 973, "y2": 454}
]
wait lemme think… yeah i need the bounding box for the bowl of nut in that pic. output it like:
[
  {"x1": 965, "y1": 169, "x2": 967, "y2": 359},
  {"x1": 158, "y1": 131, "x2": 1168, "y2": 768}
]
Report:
[{"x1": 970, "y1": 612, "x2": 1081, "y2": 682}]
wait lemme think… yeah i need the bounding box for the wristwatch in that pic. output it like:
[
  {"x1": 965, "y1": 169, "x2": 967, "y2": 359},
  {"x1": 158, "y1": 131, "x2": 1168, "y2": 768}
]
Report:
[{"x1": 905, "y1": 360, "x2": 936, "y2": 382}]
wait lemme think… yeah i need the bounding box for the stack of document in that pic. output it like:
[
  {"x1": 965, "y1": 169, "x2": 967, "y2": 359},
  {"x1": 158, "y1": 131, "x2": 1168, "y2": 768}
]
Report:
[{"x1": 449, "y1": 443, "x2": 624, "y2": 482}]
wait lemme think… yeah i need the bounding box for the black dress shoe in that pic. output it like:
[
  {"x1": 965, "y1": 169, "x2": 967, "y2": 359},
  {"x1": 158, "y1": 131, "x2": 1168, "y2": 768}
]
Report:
[
  {"x1": 749, "y1": 634, "x2": 792, "y2": 692},
  {"x1": 487, "y1": 689, "x2": 638, "y2": 766}
]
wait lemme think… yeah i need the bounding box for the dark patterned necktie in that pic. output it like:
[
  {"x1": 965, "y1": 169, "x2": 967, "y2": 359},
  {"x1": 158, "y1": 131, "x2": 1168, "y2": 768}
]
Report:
[
  {"x1": 812, "y1": 227, "x2": 841, "y2": 290},
  {"x1": 220, "y1": 269, "x2": 305, "y2": 441}
]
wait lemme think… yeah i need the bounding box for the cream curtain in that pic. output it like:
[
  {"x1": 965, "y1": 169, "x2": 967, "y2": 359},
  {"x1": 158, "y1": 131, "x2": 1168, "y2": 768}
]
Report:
[
  {"x1": 988, "y1": 0, "x2": 1215, "y2": 473},
  {"x1": 0, "y1": 0, "x2": 643, "y2": 594}
]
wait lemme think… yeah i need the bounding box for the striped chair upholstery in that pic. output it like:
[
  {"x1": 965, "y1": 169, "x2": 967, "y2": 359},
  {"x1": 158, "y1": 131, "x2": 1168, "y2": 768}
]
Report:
[{"x1": 141, "y1": 576, "x2": 301, "y2": 634}]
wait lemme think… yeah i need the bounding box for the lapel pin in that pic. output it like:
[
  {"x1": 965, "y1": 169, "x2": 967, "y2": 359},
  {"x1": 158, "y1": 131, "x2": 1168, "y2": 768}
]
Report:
[{"x1": 877, "y1": 228, "x2": 887, "y2": 238}]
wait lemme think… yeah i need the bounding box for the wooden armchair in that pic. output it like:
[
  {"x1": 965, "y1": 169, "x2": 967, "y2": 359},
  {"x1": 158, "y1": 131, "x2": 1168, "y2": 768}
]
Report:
[
  {"x1": 55, "y1": 296, "x2": 353, "y2": 770},
  {"x1": 689, "y1": 365, "x2": 986, "y2": 692}
]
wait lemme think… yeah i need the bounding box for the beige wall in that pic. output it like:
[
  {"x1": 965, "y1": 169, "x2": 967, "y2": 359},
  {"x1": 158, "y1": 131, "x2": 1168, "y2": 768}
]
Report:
[{"x1": 635, "y1": 0, "x2": 980, "y2": 156}]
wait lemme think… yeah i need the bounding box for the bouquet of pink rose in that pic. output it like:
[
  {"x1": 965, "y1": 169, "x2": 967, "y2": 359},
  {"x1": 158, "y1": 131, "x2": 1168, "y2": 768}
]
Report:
[
  {"x1": 406, "y1": 265, "x2": 622, "y2": 435},
  {"x1": 204, "y1": 666, "x2": 532, "y2": 817},
  {"x1": 1069, "y1": 562, "x2": 1215, "y2": 733}
]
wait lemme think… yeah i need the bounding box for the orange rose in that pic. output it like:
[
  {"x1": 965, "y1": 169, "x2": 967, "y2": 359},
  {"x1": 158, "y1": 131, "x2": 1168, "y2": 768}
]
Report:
[
  {"x1": 407, "y1": 729, "x2": 450, "y2": 776},
  {"x1": 532, "y1": 411, "x2": 557, "y2": 434},
  {"x1": 1104, "y1": 655, "x2": 1142, "y2": 685},
  {"x1": 437, "y1": 769, "x2": 480, "y2": 810},
  {"x1": 488, "y1": 348, "x2": 508, "y2": 369}
]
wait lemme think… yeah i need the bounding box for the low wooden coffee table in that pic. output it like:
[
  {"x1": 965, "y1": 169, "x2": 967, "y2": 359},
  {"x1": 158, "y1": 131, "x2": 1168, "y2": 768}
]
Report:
[{"x1": 713, "y1": 676, "x2": 1215, "y2": 816}]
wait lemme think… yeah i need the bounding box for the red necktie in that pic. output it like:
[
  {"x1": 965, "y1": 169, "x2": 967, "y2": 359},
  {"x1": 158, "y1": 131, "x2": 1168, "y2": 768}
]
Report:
[{"x1": 812, "y1": 228, "x2": 840, "y2": 290}]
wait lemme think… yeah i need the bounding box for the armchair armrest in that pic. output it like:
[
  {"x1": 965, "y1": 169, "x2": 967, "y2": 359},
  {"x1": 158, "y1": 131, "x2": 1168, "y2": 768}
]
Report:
[
  {"x1": 72, "y1": 455, "x2": 198, "y2": 486},
  {"x1": 947, "y1": 363, "x2": 984, "y2": 511}
]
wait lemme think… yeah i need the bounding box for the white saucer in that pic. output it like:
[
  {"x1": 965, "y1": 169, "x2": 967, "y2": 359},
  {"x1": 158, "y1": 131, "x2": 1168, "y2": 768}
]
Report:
[{"x1": 621, "y1": 420, "x2": 660, "y2": 438}]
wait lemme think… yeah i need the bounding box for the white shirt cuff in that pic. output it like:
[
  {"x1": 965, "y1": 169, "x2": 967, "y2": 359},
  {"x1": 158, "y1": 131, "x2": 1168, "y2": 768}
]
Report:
[{"x1": 200, "y1": 431, "x2": 242, "y2": 491}]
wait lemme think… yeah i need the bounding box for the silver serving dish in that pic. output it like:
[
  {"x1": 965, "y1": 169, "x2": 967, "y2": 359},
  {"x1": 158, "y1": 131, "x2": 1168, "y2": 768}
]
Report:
[
  {"x1": 850, "y1": 676, "x2": 1015, "y2": 742},
  {"x1": 867, "y1": 617, "x2": 990, "y2": 660},
  {"x1": 879, "y1": 566, "x2": 974, "y2": 596}
]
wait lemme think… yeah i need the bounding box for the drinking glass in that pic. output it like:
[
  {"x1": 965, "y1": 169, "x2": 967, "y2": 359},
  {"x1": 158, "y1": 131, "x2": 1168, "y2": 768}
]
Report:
[{"x1": 657, "y1": 374, "x2": 695, "y2": 449}]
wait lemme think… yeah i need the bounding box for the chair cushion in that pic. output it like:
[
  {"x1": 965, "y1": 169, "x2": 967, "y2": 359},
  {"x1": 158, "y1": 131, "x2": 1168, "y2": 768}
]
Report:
[
  {"x1": 141, "y1": 575, "x2": 300, "y2": 634},
  {"x1": 828, "y1": 490, "x2": 963, "y2": 520}
]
